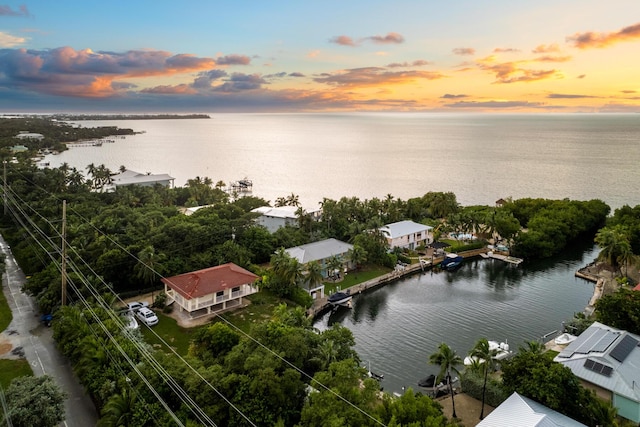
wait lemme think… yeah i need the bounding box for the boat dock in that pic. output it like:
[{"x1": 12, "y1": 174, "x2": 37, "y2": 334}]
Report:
[
  {"x1": 480, "y1": 251, "x2": 523, "y2": 265},
  {"x1": 67, "y1": 139, "x2": 115, "y2": 147},
  {"x1": 307, "y1": 248, "x2": 489, "y2": 318}
]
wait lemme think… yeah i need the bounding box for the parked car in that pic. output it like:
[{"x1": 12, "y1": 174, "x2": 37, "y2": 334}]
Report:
[
  {"x1": 126, "y1": 301, "x2": 149, "y2": 312},
  {"x1": 135, "y1": 307, "x2": 158, "y2": 326}
]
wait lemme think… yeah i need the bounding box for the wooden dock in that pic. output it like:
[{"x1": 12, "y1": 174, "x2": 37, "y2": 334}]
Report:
[
  {"x1": 480, "y1": 251, "x2": 523, "y2": 265},
  {"x1": 307, "y1": 248, "x2": 489, "y2": 319}
]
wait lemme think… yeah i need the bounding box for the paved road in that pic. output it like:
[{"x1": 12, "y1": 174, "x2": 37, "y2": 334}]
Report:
[{"x1": 0, "y1": 236, "x2": 99, "y2": 427}]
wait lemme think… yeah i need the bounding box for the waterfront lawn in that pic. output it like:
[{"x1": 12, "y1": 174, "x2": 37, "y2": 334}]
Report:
[
  {"x1": 324, "y1": 265, "x2": 391, "y2": 295},
  {"x1": 0, "y1": 359, "x2": 33, "y2": 389},
  {"x1": 217, "y1": 292, "x2": 288, "y2": 334},
  {"x1": 140, "y1": 313, "x2": 201, "y2": 356}
]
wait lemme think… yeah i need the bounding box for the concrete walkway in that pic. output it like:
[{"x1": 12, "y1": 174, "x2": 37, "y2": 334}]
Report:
[{"x1": 0, "y1": 235, "x2": 99, "y2": 427}]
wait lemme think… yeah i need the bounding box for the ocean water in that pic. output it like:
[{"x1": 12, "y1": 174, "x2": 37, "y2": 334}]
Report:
[
  {"x1": 43, "y1": 113, "x2": 636, "y2": 394},
  {"x1": 45, "y1": 113, "x2": 640, "y2": 211}
]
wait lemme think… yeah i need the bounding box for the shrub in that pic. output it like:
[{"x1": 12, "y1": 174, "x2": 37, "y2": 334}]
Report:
[{"x1": 460, "y1": 370, "x2": 509, "y2": 408}]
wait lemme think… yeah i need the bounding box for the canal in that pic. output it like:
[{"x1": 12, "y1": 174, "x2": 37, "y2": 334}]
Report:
[{"x1": 314, "y1": 239, "x2": 599, "y2": 395}]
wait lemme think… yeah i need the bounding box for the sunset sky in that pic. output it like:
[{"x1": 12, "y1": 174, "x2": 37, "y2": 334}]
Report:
[{"x1": 1, "y1": 1, "x2": 640, "y2": 113}]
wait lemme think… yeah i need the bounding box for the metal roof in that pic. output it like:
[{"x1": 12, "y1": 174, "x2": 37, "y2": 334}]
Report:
[
  {"x1": 378, "y1": 220, "x2": 432, "y2": 239},
  {"x1": 477, "y1": 392, "x2": 587, "y2": 427},
  {"x1": 285, "y1": 238, "x2": 353, "y2": 264},
  {"x1": 554, "y1": 322, "x2": 640, "y2": 402}
]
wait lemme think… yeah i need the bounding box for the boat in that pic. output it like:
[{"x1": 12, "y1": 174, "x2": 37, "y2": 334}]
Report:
[
  {"x1": 328, "y1": 289, "x2": 352, "y2": 306},
  {"x1": 463, "y1": 340, "x2": 512, "y2": 365},
  {"x1": 364, "y1": 361, "x2": 384, "y2": 381},
  {"x1": 418, "y1": 374, "x2": 436, "y2": 388},
  {"x1": 554, "y1": 332, "x2": 578, "y2": 345},
  {"x1": 441, "y1": 253, "x2": 463, "y2": 270}
]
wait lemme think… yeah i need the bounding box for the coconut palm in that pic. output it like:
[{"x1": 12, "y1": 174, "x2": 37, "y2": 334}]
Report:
[
  {"x1": 595, "y1": 226, "x2": 632, "y2": 275},
  {"x1": 305, "y1": 260, "x2": 324, "y2": 292},
  {"x1": 347, "y1": 245, "x2": 367, "y2": 271},
  {"x1": 98, "y1": 387, "x2": 136, "y2": 427},
  {"x1": 469, "y1": 338, "x2": 498, "y2": 420},
  {"x1": 326, "y1": 255, "x2": 343, "y2": 281},
  {"x1": 429, "y1": 343, "x2": 463, "y2": 419}
]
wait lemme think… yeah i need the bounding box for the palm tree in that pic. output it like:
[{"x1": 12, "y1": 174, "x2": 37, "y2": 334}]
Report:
[
  {"x1": 595, "y1": 226, "x2": 631, "y2": 275},
  {"x1": 347, "y1": 245, "x2": 367, "y2": 271},
  {"x1": 429, "y1": 343, "x2": 463, "y2": 419},
  {"x1": 305, "y1": 260, "x2": 324, "y2": 292},
  {"x1": 99, "y1": 387, "x2": 136, "y2": 427},
  {"x1": 135, "y1": 245, "x2": 164, "y2": 300},
  {"x1": 326, "y1": 255, "x2": 343, "y2": 281},
  {"x1": 469, "y1": 338, "x2": 498, "y2": 420}
]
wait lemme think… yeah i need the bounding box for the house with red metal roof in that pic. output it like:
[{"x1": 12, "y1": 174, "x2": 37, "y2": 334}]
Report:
[{"x1": 162, "y1": 263, "x2": 259, "y2": 317}]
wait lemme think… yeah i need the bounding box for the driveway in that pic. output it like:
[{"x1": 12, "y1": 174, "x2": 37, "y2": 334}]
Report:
[{"x1": 0, "y1": 235, "x2": 99, "y2": 427}]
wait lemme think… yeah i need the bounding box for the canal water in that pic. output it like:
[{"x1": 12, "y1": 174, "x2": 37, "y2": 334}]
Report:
[{"x1": 314, "y1": 239, "x2": 598, "y2": 395}]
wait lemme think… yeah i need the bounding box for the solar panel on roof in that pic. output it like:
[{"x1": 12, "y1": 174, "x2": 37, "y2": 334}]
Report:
[
  {"x1": 610, "y1": 335, "x2": 638, "y2": 363},
  {"x1": 574, "y1": 329, "x2": 618, "y2": 354},
  {"x1": 584, "y1": 358, "x2": 613, "y2": 377}
]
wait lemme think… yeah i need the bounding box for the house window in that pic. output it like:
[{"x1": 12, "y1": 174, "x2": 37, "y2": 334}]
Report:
[
  {"x1": 232, "y1": 286, "x2": 241, "y2": 298},
  {"x1": 216, "y1": 291, "x2": 224, "y2": 299}
]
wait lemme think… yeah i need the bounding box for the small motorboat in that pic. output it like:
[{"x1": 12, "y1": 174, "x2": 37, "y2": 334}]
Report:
[
  {"x1": 463, "y1": 340, "x2": 512, "y2": 365},
  {"x1": 441, "y1": 253, "x2": 463, "y2": 270},
  {"x1": 554, "y1": 333, "x2": 578, "y2": 346},
  {"x1": 328, "y1": 290, "x2": 352, "y2": 306},
  {"x1": 418, "y1": 374, "x2": 436, "y2": 388}
]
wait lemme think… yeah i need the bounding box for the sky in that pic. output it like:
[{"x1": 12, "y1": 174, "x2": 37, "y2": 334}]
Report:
[{"x1": 1, "y1": 1, "x2": 640, "y2": 113}]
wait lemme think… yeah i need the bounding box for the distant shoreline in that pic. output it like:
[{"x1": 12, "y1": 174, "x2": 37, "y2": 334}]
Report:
[{"x1": 50, "y1": 113, "x2": 211, "y2": 121}]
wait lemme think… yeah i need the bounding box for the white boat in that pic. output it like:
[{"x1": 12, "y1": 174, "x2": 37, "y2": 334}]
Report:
[
  {"x1": 554, "y1": 333, "x2": 578, "y2": 345},
  {"x1": 464, "y1": 340, "x2": 511, "y2": 365}
]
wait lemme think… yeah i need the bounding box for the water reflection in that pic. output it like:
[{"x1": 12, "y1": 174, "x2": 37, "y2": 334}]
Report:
[{"x1": 314, "y1": 241, "x2": 599, "y2": 395}]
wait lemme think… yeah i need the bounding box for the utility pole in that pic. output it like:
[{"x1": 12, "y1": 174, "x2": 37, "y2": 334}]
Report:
[{"x1": 61, "y1": 200, "x2": 67, "y2": 306}]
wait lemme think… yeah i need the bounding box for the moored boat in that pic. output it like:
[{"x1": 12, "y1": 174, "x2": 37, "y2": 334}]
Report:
[
  {"x1": 328, "y1": 290, "x2": 352, "y2": 306},
  {"x1": 441, "y1": 253, "x2": 463, "y2": 270},
  {"x1": 554, "y1": 332, "x2": 578, "y2": 345}
]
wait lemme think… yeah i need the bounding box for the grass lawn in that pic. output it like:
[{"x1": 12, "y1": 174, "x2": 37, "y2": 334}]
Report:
[
  {"x1": 216, "y1": 292, "x2": 288, "y2": 335},
  {"x1": 324, "y1": 265, "x2": 391, "y2": 295},
  {"x1": 0, "y1": 359, "x2": 33, "y2": 389},
  {"x1": 140, "y1": 313, "x2": 203, "y2": 356}
]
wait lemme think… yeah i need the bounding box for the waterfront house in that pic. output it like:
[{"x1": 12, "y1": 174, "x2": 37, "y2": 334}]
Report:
[
  {"x1": 378, "y1": 220, "x2": 433, "y2": 251},
  {"x1": 109, "y1": 169, "x2": 175, "y2": 189},
  {"x1": 251, "y1": 206, "x2": 299, "y2": 233},
  {"x1": 477, "y1": 392, "x2": 587, "y2": 427},
  {"x1": 14, "y1": 131, "x2": 44, "y2": 141},
  {"x1": 285, "y1": 238, "x2": 354, "y2": 299},
  {"x1": 162, "y1": 263, "x2": 259, "y2": 317},
  {"x1": 553, "y1": 321, "x2": 640, "y2": 423}
]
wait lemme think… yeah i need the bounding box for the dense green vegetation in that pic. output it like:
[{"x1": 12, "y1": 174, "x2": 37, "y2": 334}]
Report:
[
  {"x1": 0, "y1": 117, "x2": 622, "y2": 426},
  {"x1": 3, "y1": 375, "x2": 66, "y2": 427},
  {"x1": 502, "y1": 198, "x2": 610, "y2": 259},
  {"x1": 0, "y1": 117, "x2": 135, "y2": 156},
  {"x1": 595, "y1": 287, "x2": 640, "y2": 335},
  {"x1": 501, "y1": 346, "x2": 616, "y2": 427}
]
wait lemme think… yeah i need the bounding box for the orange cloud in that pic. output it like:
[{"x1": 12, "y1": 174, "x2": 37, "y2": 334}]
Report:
[
  {"x1": 532, "y1": 44, "x2": 560, "y2": 53},
  {"x1": 567, "y1": 22, "x2": 640, "y2": 49},
  {"x1": 532, "y1": 55, "x2": 572, "y2": 63},
  {"x1": 476, "y1": 57, "x2": 559, "y2": 84},
  {"x1": 313, "y1": 67, "x2": 445, "y2": 88}
]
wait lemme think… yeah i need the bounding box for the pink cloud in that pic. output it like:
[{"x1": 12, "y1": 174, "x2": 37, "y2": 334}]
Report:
[
  {"x1": 330, "y1": 35, "x2": 357, "y2": 46},
  {"x1": 367, "y1": 32, "x2": 404, "y2": 44},
  {"x1": 532, "y1": 44, "x2": 560, "y2": 53},
  {"x1": 453, "y1": 47, "x2": 475, "y2": 56},
  {"x1": 0, "y1": 5, "x2": 30, "y2": 16},
  {"x1": 313, "y1": 67, "x2": 444, "y2": 87},
  {"x1": 215, "y1": 54, "x2": 251, "y2": 65}
]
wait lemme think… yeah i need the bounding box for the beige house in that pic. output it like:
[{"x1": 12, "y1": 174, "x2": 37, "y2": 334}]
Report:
[{"x1": 162, "y1": 263, "x2": 259, "y2": 317}]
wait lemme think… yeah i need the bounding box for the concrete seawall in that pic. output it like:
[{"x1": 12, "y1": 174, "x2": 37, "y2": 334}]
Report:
[{"x1": 308, "y1": 248, "x2": 489, "y2": 319}]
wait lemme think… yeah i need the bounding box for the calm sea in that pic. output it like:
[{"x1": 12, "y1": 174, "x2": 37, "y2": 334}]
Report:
[
  {"x1": 45, "y1": 113, "x2": 640, "y2": 211},
  {"x1": 44, "y1": 113, "x2": 638, "y2": 394}
]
